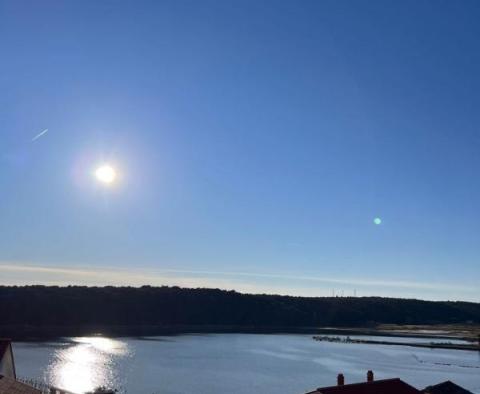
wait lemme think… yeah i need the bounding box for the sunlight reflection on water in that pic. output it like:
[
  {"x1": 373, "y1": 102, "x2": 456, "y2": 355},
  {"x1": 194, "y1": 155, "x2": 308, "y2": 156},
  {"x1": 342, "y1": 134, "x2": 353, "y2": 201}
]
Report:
[
  {"x1": 13, "y1": 334, "x2": 480, "y2": 394},
  {"x1": 47, "y1": 337, "x2": 131, "y2": 394}
]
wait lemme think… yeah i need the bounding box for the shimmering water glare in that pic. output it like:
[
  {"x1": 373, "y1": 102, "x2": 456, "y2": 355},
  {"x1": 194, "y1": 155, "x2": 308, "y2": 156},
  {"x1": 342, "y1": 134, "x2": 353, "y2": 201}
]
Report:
[
  {"x1": 46, "y1": 337, "x2": 131, "y2": 393},
  {"x1": 13, "y1": 335, "x2": 480, "y2": 394}
]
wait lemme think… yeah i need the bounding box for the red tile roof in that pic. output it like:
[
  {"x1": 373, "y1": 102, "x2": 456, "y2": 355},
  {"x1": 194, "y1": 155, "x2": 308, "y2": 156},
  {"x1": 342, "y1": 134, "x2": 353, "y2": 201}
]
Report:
[
  {"x1": 0, "y1": 375, "x2": 41, "y2": 394},
  {"x1": 423, "y1": 381, "x2": 474, "y2": 394},
  {"x1": 307, "y1": 378, "x2": 421, "y2": 394}
]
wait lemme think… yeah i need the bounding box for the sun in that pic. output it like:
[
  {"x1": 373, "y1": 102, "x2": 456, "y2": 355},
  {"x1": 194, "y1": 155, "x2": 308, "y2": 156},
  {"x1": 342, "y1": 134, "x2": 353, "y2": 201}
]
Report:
[{"x1": 95, "y1": 164, "x2": 117, "y2": 184}]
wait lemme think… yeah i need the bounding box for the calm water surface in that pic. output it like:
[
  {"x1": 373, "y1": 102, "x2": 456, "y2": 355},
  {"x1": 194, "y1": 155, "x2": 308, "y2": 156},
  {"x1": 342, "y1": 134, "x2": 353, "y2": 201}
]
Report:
[{"x1": 13, "y1": 334, "x2": 480, "y2": 394}]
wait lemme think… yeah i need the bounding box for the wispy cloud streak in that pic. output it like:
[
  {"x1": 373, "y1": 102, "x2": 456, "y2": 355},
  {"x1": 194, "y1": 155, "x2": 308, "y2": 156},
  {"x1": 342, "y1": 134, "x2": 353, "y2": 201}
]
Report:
[
  {"x1": 156, "y1": 268, "x2": 475, "y2": 292},
  {"x1": 0, "y1": 262, "x2": 477, "y2": 302},
  {"x1": 31, "y1": 129, "x2": 48, "y2": 142}
]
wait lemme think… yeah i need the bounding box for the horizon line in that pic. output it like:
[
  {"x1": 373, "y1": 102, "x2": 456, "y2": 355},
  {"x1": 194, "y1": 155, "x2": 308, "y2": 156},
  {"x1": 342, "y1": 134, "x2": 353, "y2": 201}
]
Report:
[{"x1": 0, "y1": 262, "x2": 478, "y2": 303}]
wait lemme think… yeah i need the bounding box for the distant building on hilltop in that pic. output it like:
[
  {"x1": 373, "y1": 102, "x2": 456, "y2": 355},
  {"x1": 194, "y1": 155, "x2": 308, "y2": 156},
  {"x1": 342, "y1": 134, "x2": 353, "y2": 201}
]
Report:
[{"x1": 305, "y1": 371, "x2": 473, "y2": 394}]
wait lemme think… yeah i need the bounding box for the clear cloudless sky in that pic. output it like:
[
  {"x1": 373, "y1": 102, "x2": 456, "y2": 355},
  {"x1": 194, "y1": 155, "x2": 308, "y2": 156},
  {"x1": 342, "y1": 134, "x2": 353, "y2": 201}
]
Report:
[{"x1": 1, "y1": 0, "x2": 479, "y2": 301}]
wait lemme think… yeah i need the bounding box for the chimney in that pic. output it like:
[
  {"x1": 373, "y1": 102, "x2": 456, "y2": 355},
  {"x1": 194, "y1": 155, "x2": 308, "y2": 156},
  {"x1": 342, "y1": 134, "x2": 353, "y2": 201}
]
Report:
[
  {"x1": 367, "y1": 370, "x2": 374, "y2": 383},
  {"x1": 337, "y1": 374, "x2": 345, "y2": 386}
]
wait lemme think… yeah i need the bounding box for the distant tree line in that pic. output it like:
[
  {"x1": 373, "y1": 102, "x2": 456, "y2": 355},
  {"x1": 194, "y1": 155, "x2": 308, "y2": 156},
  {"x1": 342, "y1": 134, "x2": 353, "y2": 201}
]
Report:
[{"x1": 0, "y1": 286, "x2": 479, "y2": 338}]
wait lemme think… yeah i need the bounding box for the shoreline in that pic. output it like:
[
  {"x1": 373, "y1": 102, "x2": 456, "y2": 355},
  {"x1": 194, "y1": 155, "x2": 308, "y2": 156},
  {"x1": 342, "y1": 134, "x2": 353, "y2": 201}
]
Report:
[
  {"x1": 4, "y1": 324, "x2": 480, "y2": 344},
  {"x1": 312, "y1": 334, "x2": 480, "y2": 352},
  {"x1": 2, "y1": 324, "x2": 321, "y2": 341}
]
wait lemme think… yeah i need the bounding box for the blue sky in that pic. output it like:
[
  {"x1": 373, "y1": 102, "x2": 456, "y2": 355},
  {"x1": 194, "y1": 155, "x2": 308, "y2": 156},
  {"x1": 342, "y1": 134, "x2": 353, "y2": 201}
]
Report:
[{"x1": 1, "y1": 0, "x2": 479, "y2": 301}]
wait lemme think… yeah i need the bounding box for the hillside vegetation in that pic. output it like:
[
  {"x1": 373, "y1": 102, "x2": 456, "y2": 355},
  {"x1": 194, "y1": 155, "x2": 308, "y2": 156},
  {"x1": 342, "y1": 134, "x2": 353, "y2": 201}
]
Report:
[{"x1": 1, "y1": 286, "x2": 479, "y2": 336}]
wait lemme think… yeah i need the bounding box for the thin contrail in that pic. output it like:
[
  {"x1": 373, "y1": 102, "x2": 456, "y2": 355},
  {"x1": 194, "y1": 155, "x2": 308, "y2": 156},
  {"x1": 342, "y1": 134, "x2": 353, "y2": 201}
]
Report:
[{"x1": 31, "y1": 128, "x2": 48, "y2": 142}]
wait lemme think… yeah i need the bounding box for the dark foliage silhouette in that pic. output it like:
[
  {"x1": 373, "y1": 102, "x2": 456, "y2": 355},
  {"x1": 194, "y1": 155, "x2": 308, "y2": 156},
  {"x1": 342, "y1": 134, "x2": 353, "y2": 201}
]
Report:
[{"x1": 0, "y1": 286, "x2": 478, "y2": 339}]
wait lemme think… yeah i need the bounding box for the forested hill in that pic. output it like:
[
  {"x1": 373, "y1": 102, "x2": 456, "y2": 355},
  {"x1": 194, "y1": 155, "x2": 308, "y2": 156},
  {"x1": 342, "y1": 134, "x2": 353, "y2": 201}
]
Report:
[{"x1": 1, "y1": 286, "x2": 479, "y2": 337}]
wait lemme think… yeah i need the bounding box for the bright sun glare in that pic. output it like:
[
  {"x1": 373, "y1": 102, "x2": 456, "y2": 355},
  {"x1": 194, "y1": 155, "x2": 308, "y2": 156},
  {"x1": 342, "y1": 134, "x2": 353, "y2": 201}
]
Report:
[{"x1": 95, "y1": 165, "x2": 117, "y2": 184}]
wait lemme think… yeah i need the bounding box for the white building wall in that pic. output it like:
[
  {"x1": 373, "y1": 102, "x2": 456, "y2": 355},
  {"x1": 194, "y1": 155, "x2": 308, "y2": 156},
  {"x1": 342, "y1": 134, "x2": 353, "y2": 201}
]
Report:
[{"x1": 0, "y1": 342, "x2": 16, "y2": 379}]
